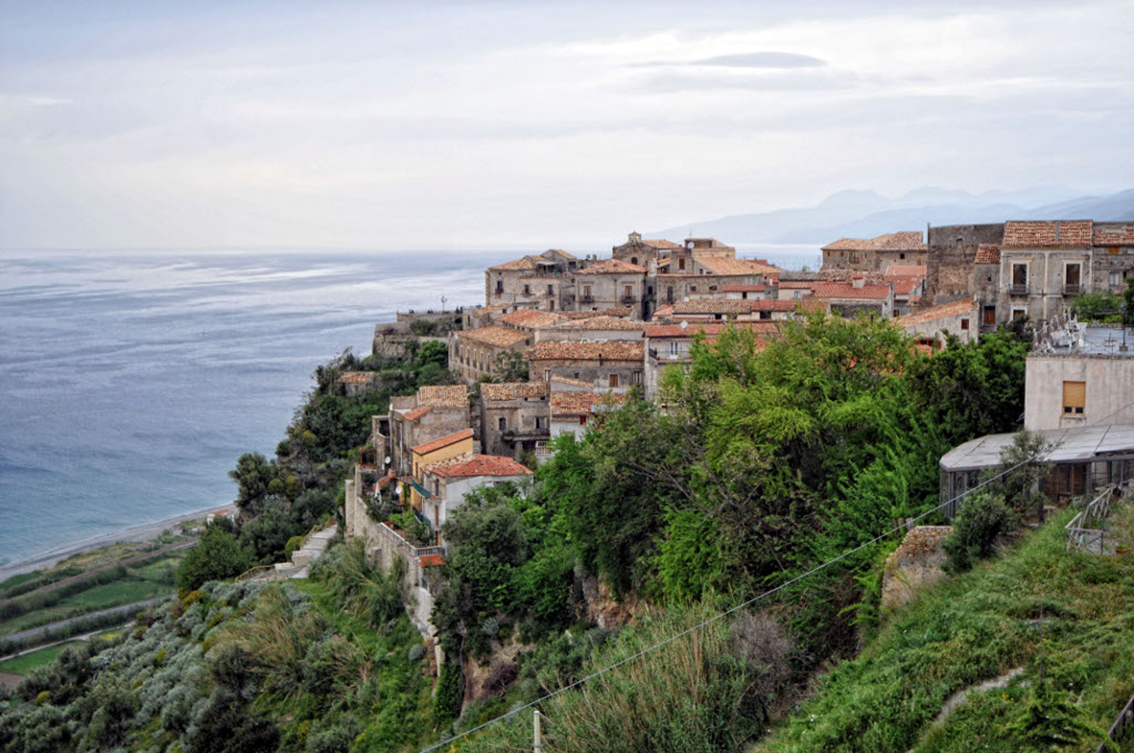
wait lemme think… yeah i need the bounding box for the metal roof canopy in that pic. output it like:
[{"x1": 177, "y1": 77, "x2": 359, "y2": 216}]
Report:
[{"x1": 940, "y1": 424, "x2": 1134, "y2": 472}]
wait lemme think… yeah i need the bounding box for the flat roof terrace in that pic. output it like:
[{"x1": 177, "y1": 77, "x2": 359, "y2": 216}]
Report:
[
  {"x1": 940, "y1": 425, "x2": 1134, "y2": 473},
  {"x1": 1032, "y1": 322, "x2": 1134, "y2": 358}
]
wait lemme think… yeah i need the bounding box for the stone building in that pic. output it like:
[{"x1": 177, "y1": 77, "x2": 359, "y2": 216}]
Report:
[
  {"x1": 642, "y1": 321, "x2": 779, "y2": 399},
  {"x1": 821, "y1": 231, "x2": 926, "y2": 272},
  {"x1": 549, "y1": 390, "x2": 627, "y2": 443},
  {"x1": 417, "y1": 454, "x2": 533, "y2": 540},
  {"x1": 383, "y1": 385, "x2": 471, "y2": 477},
  {"x1": 810, "y1": 278, "x2": 894, "y2": 318},
  {"x1": 537, "y1": 316, "x2": 647, "y2": 343},
  {"x1": 611, "y1": 232, "x2": 681, "y2": 271},
  {"x1": 484, "y1": 249, "x2": 580, "y2": 311},
  {"x1": 899, "y1": 297, "x2": 980, "y2": 351},
  {"x1": 479, "y1": 381, "x2": 551, "y2": 458},
  {"x1": 572, "y1": 259, "x2": 648, "y2": 317},
  {"x1": 403, "y1": 428, "x2": 476, "y2": 512},
  {"x1": 449, "y1": 325, "x2": 533, "y2": 382},
  {"x1": 528, "y1": 340, "x2": 645, "y2": 390}
]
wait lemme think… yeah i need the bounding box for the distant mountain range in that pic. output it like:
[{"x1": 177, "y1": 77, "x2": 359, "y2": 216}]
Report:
[{"x1": 650, "y1": 188, "x2": 1134, "y2": 245}]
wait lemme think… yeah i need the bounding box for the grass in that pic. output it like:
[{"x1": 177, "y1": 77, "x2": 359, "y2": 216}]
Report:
[
  {"x1": 0, "y1": 641, "x2": 84, "y2": 675},
  {"x1": 0, "y1": 572, "x2": 40, "y2": 595},
  {"x1": 58, "y1": 579, "x2": 167, "y2": 610},
  {"x1": 753, "y1": 506, "x2": 1134, "y2": 753}
]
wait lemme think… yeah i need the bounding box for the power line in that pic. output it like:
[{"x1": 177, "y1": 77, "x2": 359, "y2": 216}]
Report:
[{"x1": 420, "y1": 445, "x2": 1055, "y2": 753}]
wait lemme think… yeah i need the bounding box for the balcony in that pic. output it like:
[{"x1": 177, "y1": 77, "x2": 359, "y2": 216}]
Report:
[
  {"x1": 1063, "y1": 283, "x2": 1081, "y2": 296},
  {"x1": 1009, "y1": 284, "x2": 1029, "y2": 296},
  {"x1": 621, "y1": 295, "x2": 636, "y2": 303},
  {"x1": 580, "y1": 295, "x2": 594, "y2": 304}
]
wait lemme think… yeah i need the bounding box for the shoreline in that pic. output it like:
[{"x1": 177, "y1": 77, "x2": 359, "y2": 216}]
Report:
[{"x1": 0, "y1": 505, "x2": 228, "y2": 582}]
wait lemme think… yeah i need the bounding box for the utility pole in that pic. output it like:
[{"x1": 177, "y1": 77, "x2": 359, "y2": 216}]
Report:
[{"x1": 533, "y1": 709, "x2": 543, "y2": 753}]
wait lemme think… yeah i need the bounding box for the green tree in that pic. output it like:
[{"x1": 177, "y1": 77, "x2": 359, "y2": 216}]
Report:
[
  {"x1": 942, "y1": 491, "x2": 1019, "y2": 573},
  {"x1": 176, "y1": 522, "x2": 252, "y2": 593},
  {"x1": 1070, "y1": 290, "x2": 1123, "y2": 322},
  {"x1": 490, "y1": 350, "x2": 529, "y2": 382},
  {"x1": 229, "y1": 452, "x2": 280, "y2": 513}
]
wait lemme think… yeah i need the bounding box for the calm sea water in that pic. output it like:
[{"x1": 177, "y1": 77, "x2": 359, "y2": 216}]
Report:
[{"x1": 0, "y1": 244, "x2": 816, "y2": 567}]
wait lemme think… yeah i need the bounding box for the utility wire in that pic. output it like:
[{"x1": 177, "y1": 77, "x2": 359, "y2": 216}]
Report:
[{"x1": 420, "y1": 445, "x2": 1055, "y2": 752}]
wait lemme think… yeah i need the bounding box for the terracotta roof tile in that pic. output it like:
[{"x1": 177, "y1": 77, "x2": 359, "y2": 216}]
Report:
[
  {"x1": 746, "y1": 299, "x2": 817, "y2": 312},
  {"x1": 542, "y1": 248, "x2": 577, "y2": 260},
  {"x1": 884, "y1": 265, "x2": 927, "y2": 278},
  {"x1": 401, "y1": 406, "x2": 432, "y2": 422},
  {"x1": 810, "y1": 282, "x2": 891, "y2": 301},
  {"x1": 644, "y1": 321, "x2": 781, "y2": 338},
  {"x1": 1093, "y1": 223, "x2": 1134, "y2": 247},
  {"x1": 672, "y1": 300, "x2": 752, "y2": 315},
  {"x1": 1002, "y1": 220, "x2": 1093, "y2": 248},
  {"x1": 549, "y1": 375, "x2": 592, "y2": 389},
  {"x1": 576, "y1": 259, "x2": 648, "y2": 275},
  {"x1": 720, "y1": 284, "x2": 767, "y2": 293},
  {"x1": 481, "y1": 381, "x2": 549, "y2": 401},
  {"x1": 643, "y1": 239, "x2": 682, "y2": 249},
  {"x1": 412, "y1": 428, "x2": 474, "y2": 456},
  {"x1": 822, "y1": 231, "x2": 926, "y2": 252},
  {"x1": 696, "y1": 257, "x2": 782, "y2": 276},
  {"x1": 551, "y1": 391, "x2": 627, "y2": 417},
  {"x1": 548, "y1": 316, "x2": 647, "y2": 331},
  {"x1": 424, "y1": 453, "x2": 533, "y2": 478},
  {"x1": 530, "y1": 341, "x2": 644, "y2": 362},
  {"x1": 900, "y1": 298, "x2": 978, "y2": 327},
  {"x1": 496, "y1": 310, "x2": 568, "y2": 329},
  {"x1": 777, "y1": 281, "x2": 815, "y2": 289},
  {"x1": 974, "y1": 245, "x2": 1001, "y2": 264},
  {"x1": 890, "y1": 278, "x2": 922, "y2": 296},
  {"x1": 458, "y1": 325, "x2": 531, "y2": 348},
  {"x1": 489, "y1": 256, "x2": 540, "y2": 271}
]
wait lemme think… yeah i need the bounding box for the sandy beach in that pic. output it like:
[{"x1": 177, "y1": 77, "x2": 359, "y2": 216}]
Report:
[{"x1": 0, "y1": 506, "x2": 226, "y2": 582}]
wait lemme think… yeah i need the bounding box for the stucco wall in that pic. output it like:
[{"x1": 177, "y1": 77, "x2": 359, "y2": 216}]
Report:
[{"x1": 1024, "y1": 352, "x2": 1134, "y2": 431}]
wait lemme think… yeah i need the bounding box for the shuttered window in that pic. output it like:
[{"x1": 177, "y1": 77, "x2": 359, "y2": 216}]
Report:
[{"x1": 1063, "y1": 381, "x2": 1085, "y2": 415}]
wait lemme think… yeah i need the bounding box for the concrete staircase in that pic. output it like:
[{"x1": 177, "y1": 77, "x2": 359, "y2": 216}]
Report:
[{"x1": 270, "y1": 524, "x2": 338, "y2": 580}]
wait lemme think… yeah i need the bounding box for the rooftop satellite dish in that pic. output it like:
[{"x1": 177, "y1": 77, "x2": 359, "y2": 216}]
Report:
[{"x1": 680, "y1": 320, "x2": 688, "y2": 330}]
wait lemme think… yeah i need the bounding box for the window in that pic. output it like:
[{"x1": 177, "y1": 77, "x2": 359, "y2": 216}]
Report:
[
  {"x1": 544, "y1": 369, "x2": 550, "y2": 381},
  {"x1": 609, "y1": 374, "x2": 619, "y2": 388},
  {"x1": 1111, "y1": 271, "x2": 1123, "y2": 287},
  {"x1": 1063, "y1": 381, "x2": 1085, "y2": 416},
  {"x1": 983, "y1": 305, "x2": 996, "y2": 325},
  {"x1": 690, "y1": 285, "x2": 697, "y2": 292},
  {"x1": 582, "y1": 284, "x2": 592, "y2": 299},
  {"x1": 631, "y1": 257, "x2": 638, "y2": 266},
  {"x1": 1065, "y1": 263, "x2": 1081, "y2": 293},
  {"x1": 961, "y1": 318, "x2": 970, "y2": 330},
  {"x1": 669, "y1": 341, "x2": 679, "y2": 355},
  {"x1": 495, "y1": 280, "x2": 503, "y2": 294},
  {"x1": 547, "y1": 284, "x2": 554, "y2": 295},
  {"x1": 624, "y1": 285, "x2": 632, "y2": 298},
  {"x1": 498, "y1": 417, "x2": 507, "y2": 431},
  {"x1": 759, "y1": 311, "x2": 771, "y2": 320},
  {"x1": 524, "y1": 284, "x2": 531, "y2": 295},
  {"x1": 666, "y1": 286, "x2": 674, "y2": 303},
  {"x1": 900, "y1": 252, "x2": 906, "y2": 260},
  {"x1": 535, "y1": 417, "x2": 544, "y2": 430},
  {"x1": 1012, "y1": 263, "x2": 1027, "y2": 287},
  {"x1": 678, "y1": 258, "x2": 686, "y2": 270},
  {"x1": 633, "y1": 371, "x2": 642, "y2": 384}
]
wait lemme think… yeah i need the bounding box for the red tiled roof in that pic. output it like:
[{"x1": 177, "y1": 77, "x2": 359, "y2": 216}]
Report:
[
  {"x1": 419, "y1": 554, "x2": 445, "y2": 568},
  {"x1": 974, "y1": 245, "x2": 1001, "y2": 264},
  {"x1": 1092, "y1": 223, "x2": 1134, "y2": 247},
  {"x1": 1002, "y1": 220, "x2": 1092, "y2": 248},
  {"x1": 551, "y1": 391, "x2": 627, "y2": 417},
  {"x1": 810, "y1": 282, "x2": 891, "y2": 301},
  {"x1": 890, "y1": 278, "x2": 922, "y2": 296},
  {"x1": 643, "y1": 239, "x2": 682, "y2": 249},
  {"x1": 481, "y1": 381, "x2": 549, "y2": 401},
  {"x1": 747, "y1": 299, "x2": 815, "y2": 312},
  {"x1": 550, "y1": 375, "x2": 592, "y2": 389},
  {"x1": 418, "y1": 384, "x2": 468, "y2": 407},
  {"x1": 576, "y1": 259, "x2": 648, "y2": 275},
  {"x1": 644, "y1": 321, "x2": 781, "y2": 338},
  {"x1": 721, "y1": 284, "x2": 767, "y2": 293},
  {"x1": 900, "y1": 298, "x2": 977, "y2": 327},
  {"x1": 424, "y1": 453, "x2": 533, "y2": 478},
  {"x1": 548, "y1": 316, "x2": 646, "y2": 331},
  {"x1": 497, "y1": 309, "x2": 567, "y2": 328},
  {"x1": 458, "y1": 325, "x2": 531, "y2": 348},
  {"x1": 777, "y1": 281, "x2": 814, "y2": 289},
  {"x1": 822, "y1": 231, "x2": 925, "y2": 252},
  {"x1": 530, "y1": 341, "x2": 644, "y2": 362},
  {"x1": 542, "y1": 248, "x2": 577, "y2": 260},
  {"x1": 673, "y1": 300, "x2": 752, "y2": 315},
  {"x1": 489, "y1": 256, "x2": 540, "y2": 271},
  {"x1": 412, "y1": 428, "x2": 474, "y2": 456},
  {"x1": 884, "y1": 265, "x2": 927, "y2": 278},
  {"x1": 402, "y1": 406, "x2": 432, "y2": 422},
  {"x1": 696, "y1": 257, "x2": 782, "y2": 276}
]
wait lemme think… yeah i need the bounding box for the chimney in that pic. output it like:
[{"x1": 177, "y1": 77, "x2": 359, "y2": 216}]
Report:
[{"x1": 852, "y1": 273, "x2": 866, "y2": 289}]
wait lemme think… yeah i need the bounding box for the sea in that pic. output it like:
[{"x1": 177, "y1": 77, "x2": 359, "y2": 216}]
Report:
[{"x1": 0, "y1": 243, "x2": 817, "y2": 568}]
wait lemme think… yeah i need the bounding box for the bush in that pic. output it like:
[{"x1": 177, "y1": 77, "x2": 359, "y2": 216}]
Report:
[
  {"x1": 943, "y1": 492, "x2": 1020, "y2": 573},
  {"x1": 176, "y1": 524, "x2": 253, "y2": 594}
]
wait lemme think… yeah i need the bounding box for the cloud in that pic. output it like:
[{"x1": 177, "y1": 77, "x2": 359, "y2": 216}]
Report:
[
  {"x1": 682, "y1": 51, "x2": 826, "y2": 69},
  {"x1": 632, "y1": 68, "x2": 857, "y2": 94}
]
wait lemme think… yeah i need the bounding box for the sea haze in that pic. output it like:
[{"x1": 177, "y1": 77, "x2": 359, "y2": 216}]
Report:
[{"x1": 0, "y1": 243, "x2": 819, "y2": 567}]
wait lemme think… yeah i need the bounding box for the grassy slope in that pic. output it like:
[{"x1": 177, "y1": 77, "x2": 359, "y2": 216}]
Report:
[
  {"x1": 0, "y1": 641, "x2": 85, "y2": 675},
  {"x1": 755, "y1": 507, "x2": 1134, "y2": 753}
]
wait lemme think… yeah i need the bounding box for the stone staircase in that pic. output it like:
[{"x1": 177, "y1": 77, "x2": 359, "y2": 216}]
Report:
[{"x1": 274, "y1": 524, "x2": 337, "y2": 579}]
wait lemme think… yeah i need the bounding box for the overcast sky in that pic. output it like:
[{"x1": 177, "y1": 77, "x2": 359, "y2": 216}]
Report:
[{"x1": 1, "y1": 0, "x2": 1131, "y2": 251}]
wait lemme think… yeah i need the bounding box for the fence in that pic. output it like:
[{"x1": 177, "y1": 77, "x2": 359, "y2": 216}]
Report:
[
  {"x1": 1097, "y1": 694, "x2": 1134, "y2": 753},
  {"x1": 379, "y1": 521, "x2": 444, "y2": 559},
  {"x1": 1064, "y1": 486, "x2": 1118, "y2": 554}
]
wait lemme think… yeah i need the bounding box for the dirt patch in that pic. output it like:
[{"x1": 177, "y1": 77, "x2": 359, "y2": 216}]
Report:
[{"x1": 0, "y1": 672, "x2": 23, "y2": 694}]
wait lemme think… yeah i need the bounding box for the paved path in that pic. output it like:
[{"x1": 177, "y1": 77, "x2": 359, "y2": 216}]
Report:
[{"x1": 2, "y1": 595, "x2": 173, "y2": 646}]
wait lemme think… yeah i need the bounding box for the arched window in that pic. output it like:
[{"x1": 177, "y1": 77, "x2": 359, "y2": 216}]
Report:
[{"x1": 631, "y1": 257, "x2": 638, "y2": 266}]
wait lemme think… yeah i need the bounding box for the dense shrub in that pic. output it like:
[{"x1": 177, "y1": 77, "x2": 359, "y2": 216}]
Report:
[{"x1": 943, "y1": 492, "x2": 1020, "y2": 573}]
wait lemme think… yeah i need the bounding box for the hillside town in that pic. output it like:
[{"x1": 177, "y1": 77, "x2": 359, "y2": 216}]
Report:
[{"x1": 340, "y1": 218, "x2": 1134, "y2": 642}]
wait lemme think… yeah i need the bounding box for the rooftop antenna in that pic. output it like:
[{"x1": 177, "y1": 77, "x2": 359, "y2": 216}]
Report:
[{"x1": 441, "y1": 295, "x2": 447, "y2": 312}]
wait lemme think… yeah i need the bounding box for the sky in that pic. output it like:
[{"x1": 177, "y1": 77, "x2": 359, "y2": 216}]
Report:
[{"x1": 1, "y1": 0, "x2": 1132, "y2": 251}]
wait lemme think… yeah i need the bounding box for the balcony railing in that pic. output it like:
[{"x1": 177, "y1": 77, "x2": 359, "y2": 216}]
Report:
[
  {"x1": 1064, "y1": 283, "x2": 1081, "y2": 295},
  {"x1": 1009, "y1": 284, "x2": 1029, "y2": 296},
  {"x1": 580, "y1": 295, "x2": 594, "y2": 304},
  {"x1": 621, "y1": 295, "x2": 636, "y2": 303},
  {"x1": 380, "y1": 521, "x2": 444, "y2": 559}
]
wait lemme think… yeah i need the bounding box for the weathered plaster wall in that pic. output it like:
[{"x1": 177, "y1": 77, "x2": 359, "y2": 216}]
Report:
[
  {"x1": 924, "y1": 224, "x2": 1004, "y2": 309},
  {"x1": 1024, "y1": 352, "x2": 1134, "y2": 431}
]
